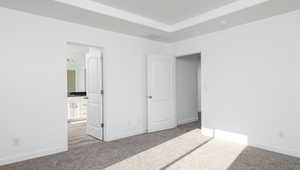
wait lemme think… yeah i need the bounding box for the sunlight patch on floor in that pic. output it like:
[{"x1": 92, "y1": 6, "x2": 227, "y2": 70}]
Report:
[
  {"x1": 104, "y1": 129, "x2": 246, "y2": 170},
  {"x1": 165, "y1": 140, "x2": 246, "y2": 170}
]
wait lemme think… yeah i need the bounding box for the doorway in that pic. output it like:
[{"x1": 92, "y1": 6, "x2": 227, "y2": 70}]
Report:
[
  {"x1": 66, "y1": 42, "x2": 104, "y2": 149},
  {"x1": 146, "y1": 53, "x2": 201, "y2": 133},
  {"x1": 176, "y1": 53, "x2": 201, "y2": 127}
]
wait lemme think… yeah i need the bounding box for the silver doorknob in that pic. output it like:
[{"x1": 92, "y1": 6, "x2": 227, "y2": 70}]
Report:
[{"x1": 148, "y1": 96, "x2": 152, "y2": 99}]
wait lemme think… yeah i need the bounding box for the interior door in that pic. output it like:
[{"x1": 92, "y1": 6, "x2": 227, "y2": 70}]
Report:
[
  {"x1": 147, "y1": 54, "x2": 176, "y2": 132},
  {"x1": 86, "y1": 48, "x2": 103, "y2": 140}
]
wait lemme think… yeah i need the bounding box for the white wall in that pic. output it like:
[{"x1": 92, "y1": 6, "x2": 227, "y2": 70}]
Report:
[
  {"x1": 176, "y1": 54, "x2": 200, "y2": 125},
  {"x1": 171, "y1": 9, "x2": 300, "y2": 157},
  {"x1": 0, "y1": 7, "x2": 169, "y2": 165}
]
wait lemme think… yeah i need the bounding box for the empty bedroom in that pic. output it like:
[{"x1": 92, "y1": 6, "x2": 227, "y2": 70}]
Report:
[{"x1": 1, "y1": 0, "x2": 300, "y2": 169}]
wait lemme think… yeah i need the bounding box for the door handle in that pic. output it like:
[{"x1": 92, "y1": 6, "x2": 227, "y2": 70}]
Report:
[{"x1": 148, "y1": 96, "x2": 152, "y2": 99}]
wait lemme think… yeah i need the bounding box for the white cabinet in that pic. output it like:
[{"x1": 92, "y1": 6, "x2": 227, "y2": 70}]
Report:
[{"x1": 67, "y1": 97, "x2": 88, "y2": 121}]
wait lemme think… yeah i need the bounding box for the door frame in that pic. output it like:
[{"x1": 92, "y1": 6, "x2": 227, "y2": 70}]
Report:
[
  {"x1": 66, "y1": 41, "x2": 105, "y2": 143},
  {"x1": 174, "y1": 52, "x2": 202, "y2": 127},
  {"x1": 145, "y1": 52, "x2": 202, "y2": 132}
]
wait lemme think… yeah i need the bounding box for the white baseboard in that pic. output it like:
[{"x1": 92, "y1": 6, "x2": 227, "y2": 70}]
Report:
[
  {"x1": 177, "y1": 117, "x2": 198, "y2": 125},
  {"x1": 201, "y1": 127, "x2": 300, "y2": 158},
  {"x1": 0, "y1": 146, "x2": 67, "y2": 166},
  {"x1": 251, "y1": 143, "x2": 300, "y2": 158},
  {"x1": 201, "y1": 127, "x2": 248, "y2": 145}
]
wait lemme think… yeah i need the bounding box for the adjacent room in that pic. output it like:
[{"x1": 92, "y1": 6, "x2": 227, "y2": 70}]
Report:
[
  {"x1": 1, "y1": 0, "x2": 300, "y2": 170},
  {"x1": 66, "y1": 43, "x2": 103, "y2": 149},
  {"x1": 176, "y1": 53, "x2": 201, "y2": 126}
]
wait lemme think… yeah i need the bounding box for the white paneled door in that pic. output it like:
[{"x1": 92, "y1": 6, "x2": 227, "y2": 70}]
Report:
[
  {"x1": 147, "y1": 54, "x2": 176, "y2": 132},
  {"x1": 86, "y1": 48, "x2": 103, "y2": 140}
]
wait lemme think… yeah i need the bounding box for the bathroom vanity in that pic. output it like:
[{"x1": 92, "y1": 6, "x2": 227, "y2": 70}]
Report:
[{"x1": 67, "y1": 95, "x2": 88, "y2": 121}]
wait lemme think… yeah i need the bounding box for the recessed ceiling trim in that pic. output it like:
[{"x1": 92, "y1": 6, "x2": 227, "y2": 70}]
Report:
[
  {"x1": 55, "y1": 0, "x2": 270, "y2": 32},
  {"x1": 54, "y1": 0, "x2": 172, "y2": 32},
  {"x1": 171, "y1": 0, "x2": 270, "y2": 31}
]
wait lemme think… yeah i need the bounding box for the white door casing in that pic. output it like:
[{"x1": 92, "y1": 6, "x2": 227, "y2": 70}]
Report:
[
  {"x1": 147, "y1": 54, "x2": 176, "y2": 133},
  {"x1": 86, "y1": 48, "x2": 103, "y2": 140}
]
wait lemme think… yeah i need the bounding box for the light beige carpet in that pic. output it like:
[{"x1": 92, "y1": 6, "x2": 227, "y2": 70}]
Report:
[
  {"x1": 2, "y1": 121, "x2": 300, "y2": 170},
  {"x1": 105, "y1": 129, "x2": 245, "y2": 170}
]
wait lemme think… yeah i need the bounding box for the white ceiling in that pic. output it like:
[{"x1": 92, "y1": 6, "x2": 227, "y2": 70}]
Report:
[
  {"x1": 91, "y1": 0, "x2": 238, "y2": 24},
  {"x1": 0, "y1": 0, "x2": 300, "y2": 42}
]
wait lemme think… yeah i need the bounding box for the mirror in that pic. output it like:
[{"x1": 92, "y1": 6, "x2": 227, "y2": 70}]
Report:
[{"x1": 66, "y1": 44, "x2": 89, "y2": 96}]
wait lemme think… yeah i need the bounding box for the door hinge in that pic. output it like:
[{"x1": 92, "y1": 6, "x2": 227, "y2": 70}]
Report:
[
  {"x1": 101, "y1": 123, "x2": 104, "y2": 128},
  {"x1": 101, "y1": 90, "x2": 104, "y2": 95}
]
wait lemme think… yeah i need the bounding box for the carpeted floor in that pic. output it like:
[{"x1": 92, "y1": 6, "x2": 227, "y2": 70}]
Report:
[{"x1": 1, "y1": 121, "x2": 300, "y2": 170}]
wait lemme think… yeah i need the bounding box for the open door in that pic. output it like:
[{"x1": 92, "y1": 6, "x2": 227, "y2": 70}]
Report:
[
  {"x1": 86, "y1": 48, "x2": 103, "y2": 140},
  {"x1": 147, "y1": 54, "x2": 176, "y2": 133}
]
